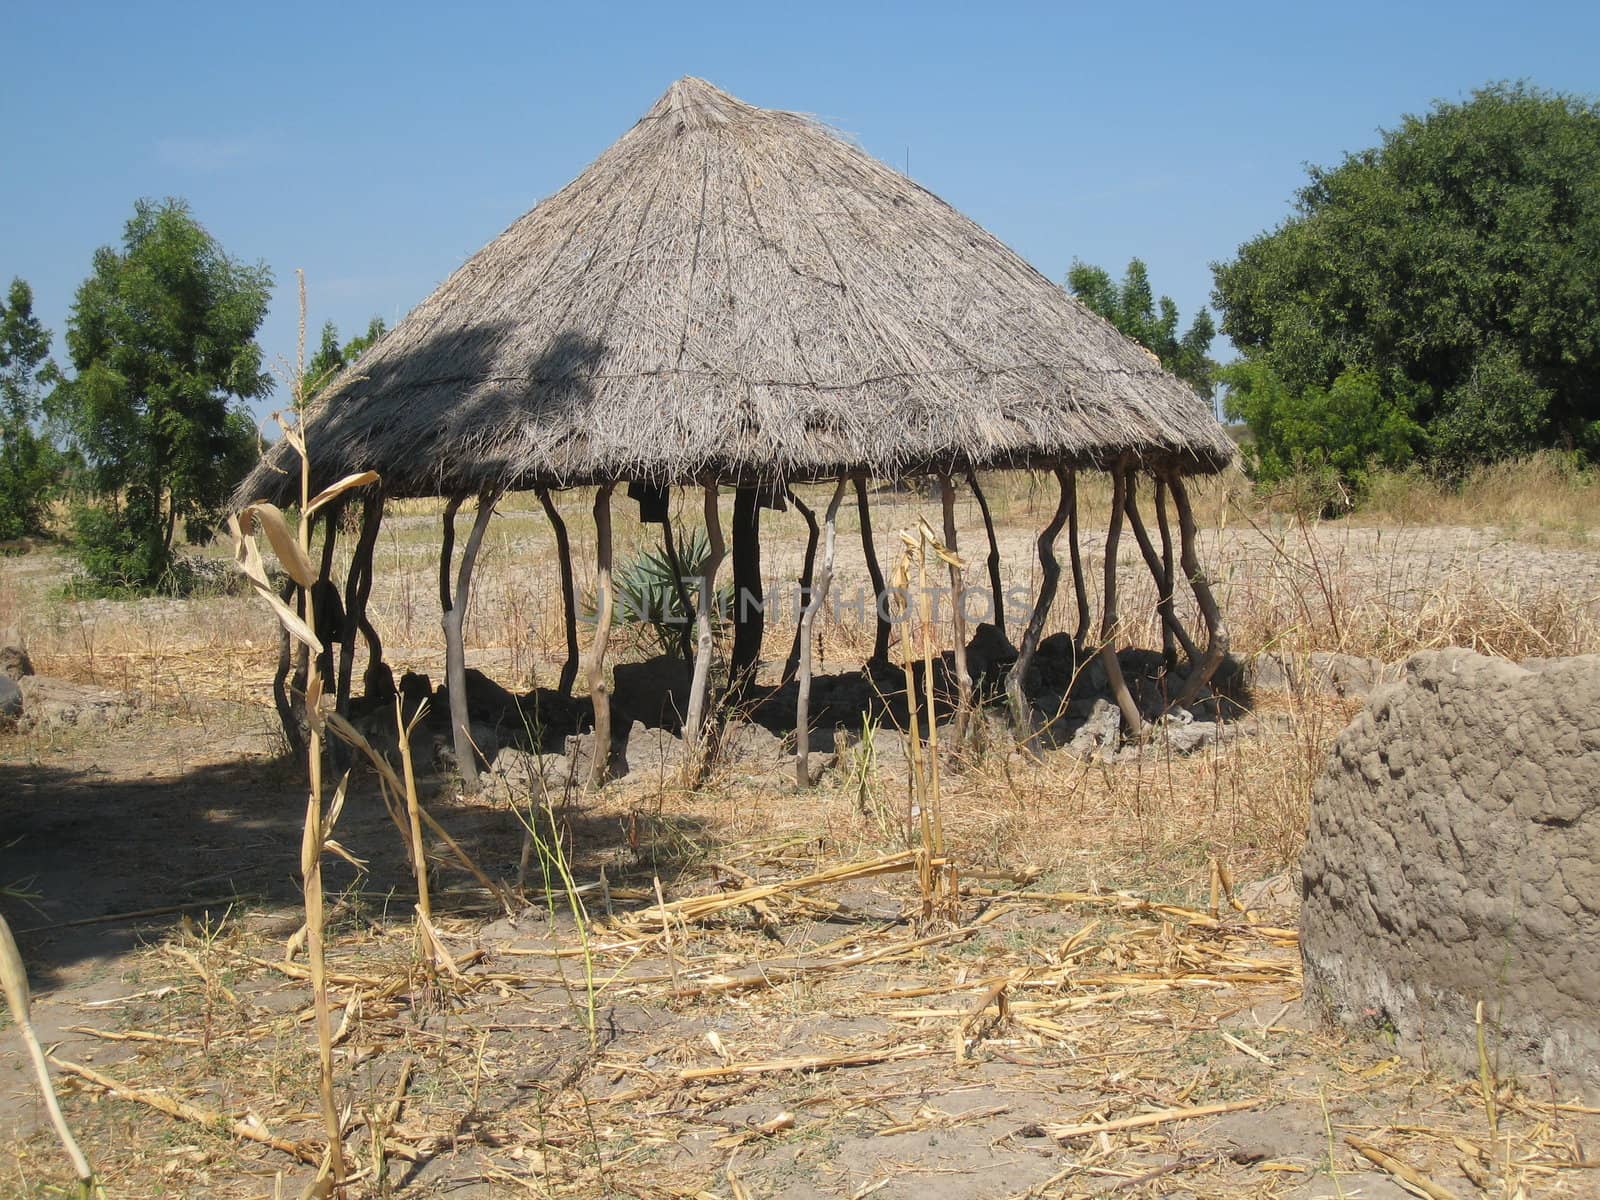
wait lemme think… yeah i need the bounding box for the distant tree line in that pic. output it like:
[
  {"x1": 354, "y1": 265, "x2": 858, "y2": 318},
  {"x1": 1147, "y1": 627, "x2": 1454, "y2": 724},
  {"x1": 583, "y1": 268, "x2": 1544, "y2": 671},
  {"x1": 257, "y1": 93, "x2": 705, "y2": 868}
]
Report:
[
  {"x1": 1213, "y1": 82, "x2": 1600, "y2": 495},
  {"x1": 6, "y1": 80, "x2": 1595, "y2": 589},
  {"x1": 1074, "y1": 83, "x2": 1600, "y2": 504},
  {"x1": 0, "y1": 198, "x2": 384, "y2": 592}
]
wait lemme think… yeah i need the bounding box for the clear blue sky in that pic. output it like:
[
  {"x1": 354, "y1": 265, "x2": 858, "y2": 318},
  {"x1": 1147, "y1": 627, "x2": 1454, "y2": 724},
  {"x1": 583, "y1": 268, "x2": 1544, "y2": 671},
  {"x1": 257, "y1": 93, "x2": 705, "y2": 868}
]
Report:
[{"x1": 5, "y1": 1, "x2": 1597, "y2": 421}]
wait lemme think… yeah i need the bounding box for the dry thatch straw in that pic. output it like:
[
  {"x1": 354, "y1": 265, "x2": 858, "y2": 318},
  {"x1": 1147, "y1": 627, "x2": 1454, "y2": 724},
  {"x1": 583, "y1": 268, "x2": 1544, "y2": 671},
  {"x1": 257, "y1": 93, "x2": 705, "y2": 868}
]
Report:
[{"x1": 238, "y1": 76, "x2": 1232, "y2": 506}]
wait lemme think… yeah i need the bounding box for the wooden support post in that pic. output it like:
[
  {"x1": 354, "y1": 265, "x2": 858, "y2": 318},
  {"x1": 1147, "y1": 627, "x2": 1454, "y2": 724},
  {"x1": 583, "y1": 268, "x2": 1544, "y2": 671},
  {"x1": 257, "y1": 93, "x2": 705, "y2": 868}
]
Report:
[
  {"x1": 272, "y1": 577, "x2": 303, "y2": 756},
  {"x1": 438, "y1": 496, "x2": 463, "y2": 615},
  {"x1": 1169, "y1": 472, "x2": 1230, "y2": 709},
  {"x1": 1124, "y1": 476, "x2": 1200, "y2": 671},
  {"x1": 1155, "y1": 477, "x2": 1178, "y2": 670},
  {"x1": 336, "y1": 488, "x2": 384, "y2": 715},
  {"x1": 1066, "y1": 468, "x2": 1091, "y2": 650},
  {"x1": 537, "y1": 487, "x2": 580, "y2": 697},
  {"x1": 683, "y1": 483, "x2": 725, "y2": 751},
  {"x1": 587, "y1": 483, "x2": 615, "y2": 790},
  {"x1": 1101, "y1": 465, "x2": 1143, "y2": 739},
  {"x1": 941, "y1": 476, "x2": 974, "y2": 747},
  {"x1": 314, "y1": 508, "x2": 340, "y2": 691},
  {"x1": 1006, "y1": 467, "x2": 1072, "y2": 739},
  {"x1": 443, "y1": 490, "x2": 499, "y2": 788},
  {"x1": 965, "y1": 468, "x2": 1006, "y2": 640},
  {"x1": 291, "y1": 586, "x2": 309, "y2": 698},
  {"x1": 782, "y1": 490, "x2": 820, "y2": 685},
  {"x1": 854, "y1": 477, "x2": 891, "y2": 665},
  {"x1": 795, "y1": 479, "x2": 848, "y2": 787},
  {"x1": 729, "y1": 485, "x2": 764, "y2": 691}
]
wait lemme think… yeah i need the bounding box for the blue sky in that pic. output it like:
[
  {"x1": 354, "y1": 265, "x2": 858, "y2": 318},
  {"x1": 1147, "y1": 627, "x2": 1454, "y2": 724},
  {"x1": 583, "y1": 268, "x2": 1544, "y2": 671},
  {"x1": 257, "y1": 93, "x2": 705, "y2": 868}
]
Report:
[{"x1": 5, "y1": 1, "x2": 1597, "y2": 421}]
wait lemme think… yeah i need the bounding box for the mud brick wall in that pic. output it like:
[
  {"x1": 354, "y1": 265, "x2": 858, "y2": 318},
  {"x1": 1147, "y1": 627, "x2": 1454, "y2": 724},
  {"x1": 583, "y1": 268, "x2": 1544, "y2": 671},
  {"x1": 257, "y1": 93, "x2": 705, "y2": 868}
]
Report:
[{"x1": 1301, "y1": 649, "x2": 1600, "y2": 1096}]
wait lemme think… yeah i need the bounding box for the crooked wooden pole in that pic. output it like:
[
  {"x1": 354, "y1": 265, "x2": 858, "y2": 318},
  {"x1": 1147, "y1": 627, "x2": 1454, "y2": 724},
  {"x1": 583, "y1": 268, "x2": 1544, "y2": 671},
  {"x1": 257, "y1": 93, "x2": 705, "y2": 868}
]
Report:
[
  {"x1": 729, "y1": 486, "x2": 764, "y2": 692},
  {"x1": 1169, "y1": 472, "x2": 1230, "y2": 709},
  {"x1": 854, "y1": 477, "x2": 891, "y2": 665},
  {"x1": 587, "y1": 483, "x2": 616, "y2": 789},
  {"x1": 941, "y1": 476, "x2": 974, "y2": 747},
  {"x1": 273, "y1": 577, "x2": 302, "y2": 755},
  {"x1": 782, "y1": 489, "x2": 820, "y2": 685},
  {"x1": 314, "y1": 508, "x2": 341, "y2": 692},
  {"x1": 1006, "y1": 467, "x2": 1073, "y2": 739},
  {"x1": 965, "y1": 468, "x2": 1006, "y2": 640},
  {"x1": 1101, "y1": 465, "x2": 1143, "y2": 739},
  {"x1": 536, "y1": 487, "x2": 580, "y2": 698},
  {"x1": 684, "y1": 483, "x2": 725, "y2": 753},
  {"x1": 336, "y1": 488, "x2": 384, "y2": 715},
  {"x1": 438, "y1": 495, "x2": 463, "y2": 615},
  {"x1": 1066, "y1": 468, "x2": 1091, "y2": 650},
  {"x1": 443, "y1": 489, "x2": 499, "y2": 788},
  {"x1": 1124, "y1": 475, "x2": 1200, "y2": 671},
  {"x1": 795, "y1": 478, "x2": 848, "y2": 787},
  {"x1": 1155, "y1": 477, "x2": 1178, "y2": 671}
]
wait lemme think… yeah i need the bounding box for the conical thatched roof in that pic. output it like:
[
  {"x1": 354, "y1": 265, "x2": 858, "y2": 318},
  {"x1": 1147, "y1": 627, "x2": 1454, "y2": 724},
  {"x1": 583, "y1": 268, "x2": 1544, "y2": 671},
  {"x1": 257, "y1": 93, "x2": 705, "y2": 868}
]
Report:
[{"x1": 242, "y1": 77, "x2": 1234, "y2": 503}]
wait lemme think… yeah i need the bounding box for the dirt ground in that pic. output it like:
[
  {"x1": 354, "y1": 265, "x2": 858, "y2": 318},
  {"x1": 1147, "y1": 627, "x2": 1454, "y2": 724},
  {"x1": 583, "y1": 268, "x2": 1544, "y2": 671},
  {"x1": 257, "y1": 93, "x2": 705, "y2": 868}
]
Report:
[{"x1": 3, "y1": 498, "x2": 1599, "y2": 1199}]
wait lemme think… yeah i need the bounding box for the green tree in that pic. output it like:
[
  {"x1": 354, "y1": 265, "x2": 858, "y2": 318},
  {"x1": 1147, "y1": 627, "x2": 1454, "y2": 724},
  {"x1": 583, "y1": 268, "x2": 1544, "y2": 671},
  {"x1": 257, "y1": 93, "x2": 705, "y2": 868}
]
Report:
[
  {"x1": 1068, "y1": 258, "x2": 1219, "y2": 399},
  {"x1": 53, "y1": 198, "x2": 272, "y2": 590},
  {"x1": 1213, "y1": 82, "x2": 1600, "y2": 479},
  {"x1": 305, "y1": 316, "x2": 386, "y2": 400},
  {"x1": 1220, "y1": 359, "x2": 1423, "y2": 493},
  {"x1": 0, "y1": 278, "x2": 63, "y2": 541}
]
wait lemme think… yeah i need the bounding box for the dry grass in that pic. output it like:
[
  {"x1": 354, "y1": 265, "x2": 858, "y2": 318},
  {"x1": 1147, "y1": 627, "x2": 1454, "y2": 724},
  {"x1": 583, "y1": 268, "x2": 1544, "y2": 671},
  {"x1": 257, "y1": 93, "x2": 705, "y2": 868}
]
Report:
[{"x1": 3, "y1": 458, "x2": 1598, "y2": 1197}]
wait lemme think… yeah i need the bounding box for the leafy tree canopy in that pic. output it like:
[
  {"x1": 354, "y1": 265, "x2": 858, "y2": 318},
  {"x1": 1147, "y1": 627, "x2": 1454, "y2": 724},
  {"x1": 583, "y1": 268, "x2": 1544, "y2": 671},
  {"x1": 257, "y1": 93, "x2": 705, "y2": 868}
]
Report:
[
  {"x1": 1068, "y1": 257, "x2": 1218, "y2": 399},
  {"x1": 306, "y1": 315, "x2": 387, "y2": 401},
  {"x1": 1213, "y1": 81, "x2": 1600, "y2": 481},
  {"x1": 0, "y1": 278, "x2": 62, "y2": 541},
  {"x1": 52, "y1": 198, "x2": 272, "y2": 589}
]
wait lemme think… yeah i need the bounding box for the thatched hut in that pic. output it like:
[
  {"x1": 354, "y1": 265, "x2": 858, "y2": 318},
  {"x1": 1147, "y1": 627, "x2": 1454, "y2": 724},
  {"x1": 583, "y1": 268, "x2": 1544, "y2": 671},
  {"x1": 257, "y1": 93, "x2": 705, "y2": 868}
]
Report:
[{"x1": 239, "y1": 77, "x2": 1234, "y2": 786}]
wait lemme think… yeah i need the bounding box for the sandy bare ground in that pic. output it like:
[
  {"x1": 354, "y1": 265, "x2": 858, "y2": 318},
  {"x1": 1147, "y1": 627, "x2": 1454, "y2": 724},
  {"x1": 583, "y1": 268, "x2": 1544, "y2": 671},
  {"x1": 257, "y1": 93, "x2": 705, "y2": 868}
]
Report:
[{"x1": 2, "y1": 506, "x2": 1598, "y2": 1198}]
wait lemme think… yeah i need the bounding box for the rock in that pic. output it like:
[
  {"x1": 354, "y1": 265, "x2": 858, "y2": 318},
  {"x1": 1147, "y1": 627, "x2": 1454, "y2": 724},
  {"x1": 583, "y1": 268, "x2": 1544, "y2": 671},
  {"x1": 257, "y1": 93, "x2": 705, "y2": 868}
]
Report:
[
  {"x1": 1246, "y1": 651, "x2": 1395, "y2": 700},
  {"x1": 430, "y1": 719, "x2": 500, "y2": 775},
  {"x1": 489, "y1": 746, "x2": 576, "y2": 796},
  {"x1": 618, "y1": 721, "x2": 684, "y2": 777},
  {"x1": 461, "y1": 668, "x2": 519, "y2": 724},
  {"x1": 363, "y1": 660, "x2": 397, "y2": 705},
  {"x1": 1305, "y1": 651, "x2": 1387, "y2": 698},
  {"x1": 1063, "y1": 698, "x2": 1121, "y2": 756},
  {"x1": 1, "y1": 644, "x2": 33, "y2": 681},
  {"x1": 1301, "y1": 649, "x2": 1600, "y2": 1098},
  {"x1": 721, "y1": 720, "x2": 785, "y2": 766},
  {"x1": 15, "y1": 676, "x2": 136, "y2": 733},
  {"x1": 964, "y1": 622, "x2": 1016, "y2": 694},
  {"x1": 0, "y1": 675, "x2": 21, "y2": 727},
  {"x1": 613, "y1": 656, "x2": 691, "y2": 729},
  {"x1": 398, "y1": 671, "x2": 433, "y2": 718},
  {"x1": 1155, "y1": 707, "x2": 1216, "y2": 755},
  {"x1": 1032, "y1": 631, "x2": 1079, "y2": 689}
]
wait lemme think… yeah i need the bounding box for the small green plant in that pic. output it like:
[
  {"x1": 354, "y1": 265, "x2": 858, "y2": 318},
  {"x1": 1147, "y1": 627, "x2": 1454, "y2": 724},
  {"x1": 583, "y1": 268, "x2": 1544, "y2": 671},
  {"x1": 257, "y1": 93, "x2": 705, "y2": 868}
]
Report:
[
  {"x1": 848, "y1": 712, "x2": 898, "y2": 844},
  {"x1": 582, "y1": 525, "x2": 730, "y2": 658},
  {"x1": 517, "y1": 792, "x2": 600, "y2": 1046},
  {"x1": 512, "y1": 705, "x2": 600, "y2": 1046}
]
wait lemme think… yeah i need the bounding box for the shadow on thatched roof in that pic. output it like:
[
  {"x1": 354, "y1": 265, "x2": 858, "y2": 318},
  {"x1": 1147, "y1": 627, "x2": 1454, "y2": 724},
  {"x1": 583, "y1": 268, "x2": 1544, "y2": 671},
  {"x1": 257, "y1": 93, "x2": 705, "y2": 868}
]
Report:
[{"x1": 241, "y1": 77, "x2": 1234, "y2": 504}]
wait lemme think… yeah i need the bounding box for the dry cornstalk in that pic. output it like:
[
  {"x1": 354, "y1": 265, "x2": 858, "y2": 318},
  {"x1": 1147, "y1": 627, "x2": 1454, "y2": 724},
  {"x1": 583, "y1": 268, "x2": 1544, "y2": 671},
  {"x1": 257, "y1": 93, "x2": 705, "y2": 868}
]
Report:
[
  {"x1": 51, "y1": 1056, "x2": 319, "y2": 1165},
  {"x1": 1345, "y1": 1136, "x2": 1465, "y2": 1200},
  {"x1": 617, "y1": 851, "x2": 932, "y2": 931},
  {"x1": 1047, "y1": 1097, "x2": 1263, "y2": 1141},
  {"x1": 680, "y1": 1043, "x2": 933, "y2": 1081},
  {"x1": 0, "y1": 914, "x2": 93, "y2": 1192},
  {"x1": 396, "y1": 696, "x2": 431, "y2": 927},
  {"x1": 673, "y1": 924, "x2": 978, "y2": 997}
]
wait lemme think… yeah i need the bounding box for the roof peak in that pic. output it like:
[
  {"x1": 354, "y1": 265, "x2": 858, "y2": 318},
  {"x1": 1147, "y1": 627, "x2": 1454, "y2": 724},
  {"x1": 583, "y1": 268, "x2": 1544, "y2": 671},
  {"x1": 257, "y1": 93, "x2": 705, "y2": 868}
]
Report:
[{"x1": 645, "y1": 76, "x2": 754, "y2": 130}]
